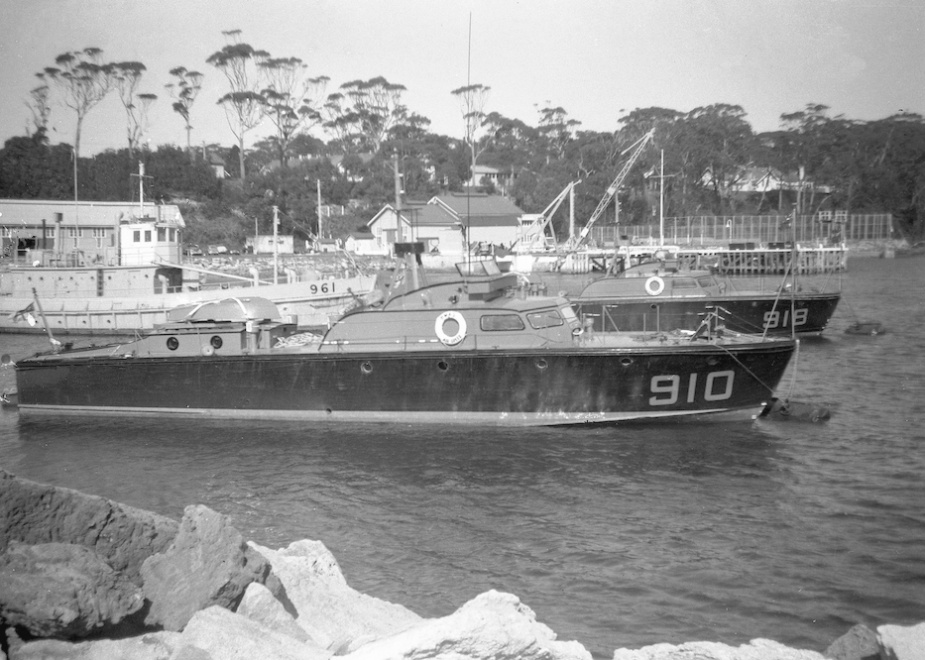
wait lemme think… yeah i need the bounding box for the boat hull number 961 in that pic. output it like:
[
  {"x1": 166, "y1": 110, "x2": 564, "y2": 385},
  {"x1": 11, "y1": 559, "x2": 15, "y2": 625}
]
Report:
[
  {"x1": 649, "y1": 370, "x2": 735, "y2": 406},
  {"x1": 309, "y1": 282, "x2": 335, "y2": 295},
  {"x1": 763, "y1": 308, "x2": 807, "y2": 329}
]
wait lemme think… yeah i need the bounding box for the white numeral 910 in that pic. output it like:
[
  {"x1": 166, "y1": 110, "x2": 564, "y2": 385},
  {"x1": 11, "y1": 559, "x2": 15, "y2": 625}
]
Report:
[{"x1": 649, "y1": 370, "x2": 735, "y2": 406}]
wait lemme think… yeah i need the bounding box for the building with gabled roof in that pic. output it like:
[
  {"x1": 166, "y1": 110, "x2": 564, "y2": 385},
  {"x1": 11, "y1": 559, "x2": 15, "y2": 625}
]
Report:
[{"x1": 364, "y1": 193, "x2": 525, "y2": 256}]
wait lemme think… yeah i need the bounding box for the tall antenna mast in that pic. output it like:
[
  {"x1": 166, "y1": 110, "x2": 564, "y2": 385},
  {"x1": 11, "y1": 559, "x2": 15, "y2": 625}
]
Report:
[{"x1": 466, "y1": 12, "x2": 472, "y2": 267}]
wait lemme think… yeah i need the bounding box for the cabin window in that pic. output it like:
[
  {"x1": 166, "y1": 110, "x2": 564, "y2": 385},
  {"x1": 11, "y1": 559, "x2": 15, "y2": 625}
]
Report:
[
  {"x1": 527, "y1": 309, "x2": 564, "y2": 329},
  {"x1": 559, "y1": 305, "x2": 580, "y2": 326},
  {"x1": 144, "y1": 230, "x2": 152, "y2": 242},
  {"x1": 480, "y1": 314, "x2": 525, "y2": 331},
  {"x1": 697, "y1": 276, "x2": 717, "y2": 287},
  {"x1": 169, "y1": 228, "x2": 176, "y2": 242},
  {"x1": 133, "y1": 230, "x2": 141, "y2": 243},
  {"x1": 673, "y1": 278, "x2": 697, "y2": 289}
]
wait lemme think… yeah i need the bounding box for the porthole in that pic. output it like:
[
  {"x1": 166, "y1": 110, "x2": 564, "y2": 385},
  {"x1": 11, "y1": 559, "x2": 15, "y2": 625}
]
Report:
[
  {"x1": 360, "y1": 361, "x2": 373, "y2": 374},
  {"x1": 166, "y1": 337, "x2": 179, "y2": 351},
  {"x1": 210, "y1": 335, "x2": 223, "y2": 349},
  {"x1": 620, "y1": 357, "x2": 633, "y2": 367},
  {"x1": 437, "y1": 360, "x2": 449, "y2": 371},
  {"x1": 536, "y1": 358, "x2": 548, "y2": 370},
  {"x1": 707, "y1": 357, "x2": 719, "y2": 366}
]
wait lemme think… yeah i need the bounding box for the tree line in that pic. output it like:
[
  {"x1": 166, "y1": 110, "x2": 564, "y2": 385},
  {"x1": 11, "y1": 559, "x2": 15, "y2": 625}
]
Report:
[{"x1": 3, "y1": 33, "x2": 924, "y2": 247}]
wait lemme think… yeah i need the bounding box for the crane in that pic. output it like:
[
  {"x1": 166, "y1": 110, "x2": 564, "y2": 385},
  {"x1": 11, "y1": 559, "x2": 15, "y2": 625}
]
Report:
[
  {"x1": 563, "y1": 128, "x2": 655, "y2": 253},
  {"x1": 517, "y1": 180, "x2": 580, "y2": 251}
]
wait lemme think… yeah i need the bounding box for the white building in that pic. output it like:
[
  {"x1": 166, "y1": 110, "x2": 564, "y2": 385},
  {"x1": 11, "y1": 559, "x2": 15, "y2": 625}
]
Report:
[{"x1": 365, "y1": 193, "x2": 524, "y2": 256}]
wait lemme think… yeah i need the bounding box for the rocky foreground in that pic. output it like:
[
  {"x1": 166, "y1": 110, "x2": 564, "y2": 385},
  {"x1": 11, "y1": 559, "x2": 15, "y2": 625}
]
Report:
[{"x1": 0, "y1": 469, "x2": 921, "y2": 660}]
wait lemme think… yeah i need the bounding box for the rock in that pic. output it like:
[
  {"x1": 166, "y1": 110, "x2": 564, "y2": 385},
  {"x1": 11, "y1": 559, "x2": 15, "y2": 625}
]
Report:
[
  {"x1": 824, "y1": 624, "x2": 880, "y2": 660},
  {"x1": 0, "y1": 542, "x2": 144, "y2": 639},
  {"x1": 0, "y1": 469, "x2": 177, "y2": 585},
  {"x1": 877, "y1": 622, "x2": 925, "y2": 660},
  {"x1": 611, "y1": 638, "x2": 827, "y2": 660},
  {"x1": 175, "y1": 605, "x2": 330, "y2": 660},
  {"x1": 11, "y1": 632, "x2": 180, "y2": 660},
  {"x1": 236, "y1": 581, "x2": 311, "y2": 644},
  {"x1": 140, "y1": 505, "x2": 273, "y2": 632},
  {"x1": 250, "y1": 539, "x2": 422, "y2": 654},
  {"x1": 341, "y1": 589, "x2": 591, "y2": 660}
]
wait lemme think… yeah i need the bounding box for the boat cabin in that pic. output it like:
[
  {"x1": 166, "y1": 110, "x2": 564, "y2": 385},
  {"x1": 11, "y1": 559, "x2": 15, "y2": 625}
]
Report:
[{"x1": 320, "y1": 260, "x2": 582, "y2": 352}]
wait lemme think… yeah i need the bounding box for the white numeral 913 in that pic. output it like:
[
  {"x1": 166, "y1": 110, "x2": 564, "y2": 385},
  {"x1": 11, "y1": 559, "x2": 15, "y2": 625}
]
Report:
[
  {"x1": 649, "y1": 370, "x2": 735, "y2": 406},
  {"x1": 764, "y1": 308, "x2": 807, "y2": 329}
]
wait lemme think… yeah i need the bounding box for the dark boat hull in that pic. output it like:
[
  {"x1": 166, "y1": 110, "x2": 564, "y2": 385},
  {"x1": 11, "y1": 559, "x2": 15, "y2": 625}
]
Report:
[
  {"x1": 574, "y1": 294, "x2": 840, "y2": 336},
  {"x1": 15, "y1": 342, "x2": 795, "y2": 426}
]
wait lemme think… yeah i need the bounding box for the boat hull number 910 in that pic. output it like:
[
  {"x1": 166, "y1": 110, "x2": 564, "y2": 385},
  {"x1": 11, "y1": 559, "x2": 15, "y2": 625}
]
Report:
[{"x1": 649, "y1": 370, "x2": 735, "y2": 406}]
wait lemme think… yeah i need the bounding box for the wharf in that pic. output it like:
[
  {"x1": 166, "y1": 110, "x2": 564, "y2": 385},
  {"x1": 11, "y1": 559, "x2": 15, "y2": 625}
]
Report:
[{"x1": 508, "y1": 243, "x2": 848, "y2": 275}]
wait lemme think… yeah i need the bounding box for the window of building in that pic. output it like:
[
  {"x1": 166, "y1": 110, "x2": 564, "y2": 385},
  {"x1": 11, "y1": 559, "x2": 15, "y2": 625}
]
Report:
[
  {"x1": 144, "y1": 230, "x2": 152, "y2": 242},
  {"x1": 157, "y1": 227, "x2": 167, "y2": 242}
]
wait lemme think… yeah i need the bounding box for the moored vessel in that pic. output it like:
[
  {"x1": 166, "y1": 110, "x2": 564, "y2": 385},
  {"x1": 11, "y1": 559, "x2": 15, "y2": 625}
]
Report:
[{"x1": 10, "y1": 260, "x2": 797, "y2": 426}]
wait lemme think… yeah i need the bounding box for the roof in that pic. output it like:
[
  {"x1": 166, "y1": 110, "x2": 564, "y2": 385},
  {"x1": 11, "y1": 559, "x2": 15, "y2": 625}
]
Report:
[
  {"x1": 401, "y1": 203, "x2": 455, "y2": 227},
  {"x1": 461, "y1": 215, "x2": 519, "y2": 228},
  {"x1": 430, "y1": 193, "x2": 524, "y2": 217},
  {"x1": 367, "y1": 194, "x2": 524, "y2": 230},
  {"x1": 0, "y1": 199, "x2": 185, "y2": 228}
]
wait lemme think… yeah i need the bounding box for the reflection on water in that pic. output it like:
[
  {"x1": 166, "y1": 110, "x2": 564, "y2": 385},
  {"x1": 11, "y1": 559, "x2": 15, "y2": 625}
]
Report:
[{"x1": 1, "y1": 256, "x2": 924, "y2": 658}]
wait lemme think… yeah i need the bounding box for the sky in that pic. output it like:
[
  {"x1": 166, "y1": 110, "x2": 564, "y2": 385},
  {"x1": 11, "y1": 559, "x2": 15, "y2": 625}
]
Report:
[{"x1": 1, "y1": 0, "x2": 923, "y2": 157}]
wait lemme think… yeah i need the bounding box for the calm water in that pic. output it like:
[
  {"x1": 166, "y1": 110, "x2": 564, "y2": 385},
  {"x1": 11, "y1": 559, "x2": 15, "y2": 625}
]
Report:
[{"x1": 1, "y1": 257, "x2": 923, "y2": 658}]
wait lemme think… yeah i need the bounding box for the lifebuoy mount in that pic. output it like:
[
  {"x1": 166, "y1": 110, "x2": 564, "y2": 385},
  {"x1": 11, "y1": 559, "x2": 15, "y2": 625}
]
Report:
[
  {"x1": 645, "y1": 276, "x2": 665, "y2": 296},
  {"x1": 434, "y1": 311, "x2": 467, "y2": 346}
]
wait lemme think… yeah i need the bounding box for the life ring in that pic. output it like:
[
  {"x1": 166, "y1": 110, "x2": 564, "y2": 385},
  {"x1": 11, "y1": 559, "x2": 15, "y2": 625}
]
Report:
[
  {"x1": 645, "y1": 275, "x2": 665, "y2": 296},
  {"x1": 434, "y1": 311, "x2": 467, "y2": 346}
]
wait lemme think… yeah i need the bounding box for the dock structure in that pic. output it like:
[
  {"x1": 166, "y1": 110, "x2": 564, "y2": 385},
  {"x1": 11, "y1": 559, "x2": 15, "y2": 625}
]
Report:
[
  {"x1": 520, "y1": 243, "x2": 848, "y2": 275},
  {"x1": 677, "y1": 245, "x2": 848, "y2": 275}
]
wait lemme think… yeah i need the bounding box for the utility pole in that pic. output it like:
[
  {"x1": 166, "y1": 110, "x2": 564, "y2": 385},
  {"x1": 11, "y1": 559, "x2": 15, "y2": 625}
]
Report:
[
  {"x1": 393, "y1": 154, "x2": 403, "y2": 244},
  {"x1": 272, "y1": 205, "x2": 279, "y2": 285},
  {"x1": 316, "y1": 179, "x2": 323, "y2": 244}
]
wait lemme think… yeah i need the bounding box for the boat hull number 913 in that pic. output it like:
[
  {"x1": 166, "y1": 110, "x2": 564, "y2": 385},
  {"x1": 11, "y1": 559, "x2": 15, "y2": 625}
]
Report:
[
  {"x1": 649, "y1": 370, "x2": 735, "y2": 406},
  {"x1": 763, "y1": 308, "x2": 807, "y2": 329}
]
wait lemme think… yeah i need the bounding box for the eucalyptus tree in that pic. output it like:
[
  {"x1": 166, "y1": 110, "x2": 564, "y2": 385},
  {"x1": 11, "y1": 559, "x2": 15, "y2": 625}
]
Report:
[
  {"x1": 112, "y1": 61, "x2": 157, "y2": 156},
  {"x1": 258, "y1": 56, "x2": 328, "y2": 169},
  {"x1": 323, "y1": 77, "x2": 408, "y2": 153},
  {"x1": 206, "y1": 30, "x2": 269, "y2": 179},
  {"x1": 450, "y1": 83, "x2": 491, "y2": 176},
  {"x1": 26, "y1": 77, "x2": 51, "y2": 139},
  {"x1": 536, "y1": 105, "x2": 581, "y2": 162},
  {"x1": 677, "y1": 104, "x2": 755, "y2": 213},
  {"x1": 41, "y1": 47, "x2": 115, "y2": 160},
  {"x1": 165, "y1": 66, "x2": 204, "y2": 155},
  {"x1": 41, "y1": 47, "x2": 116, "y2": 206}
]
